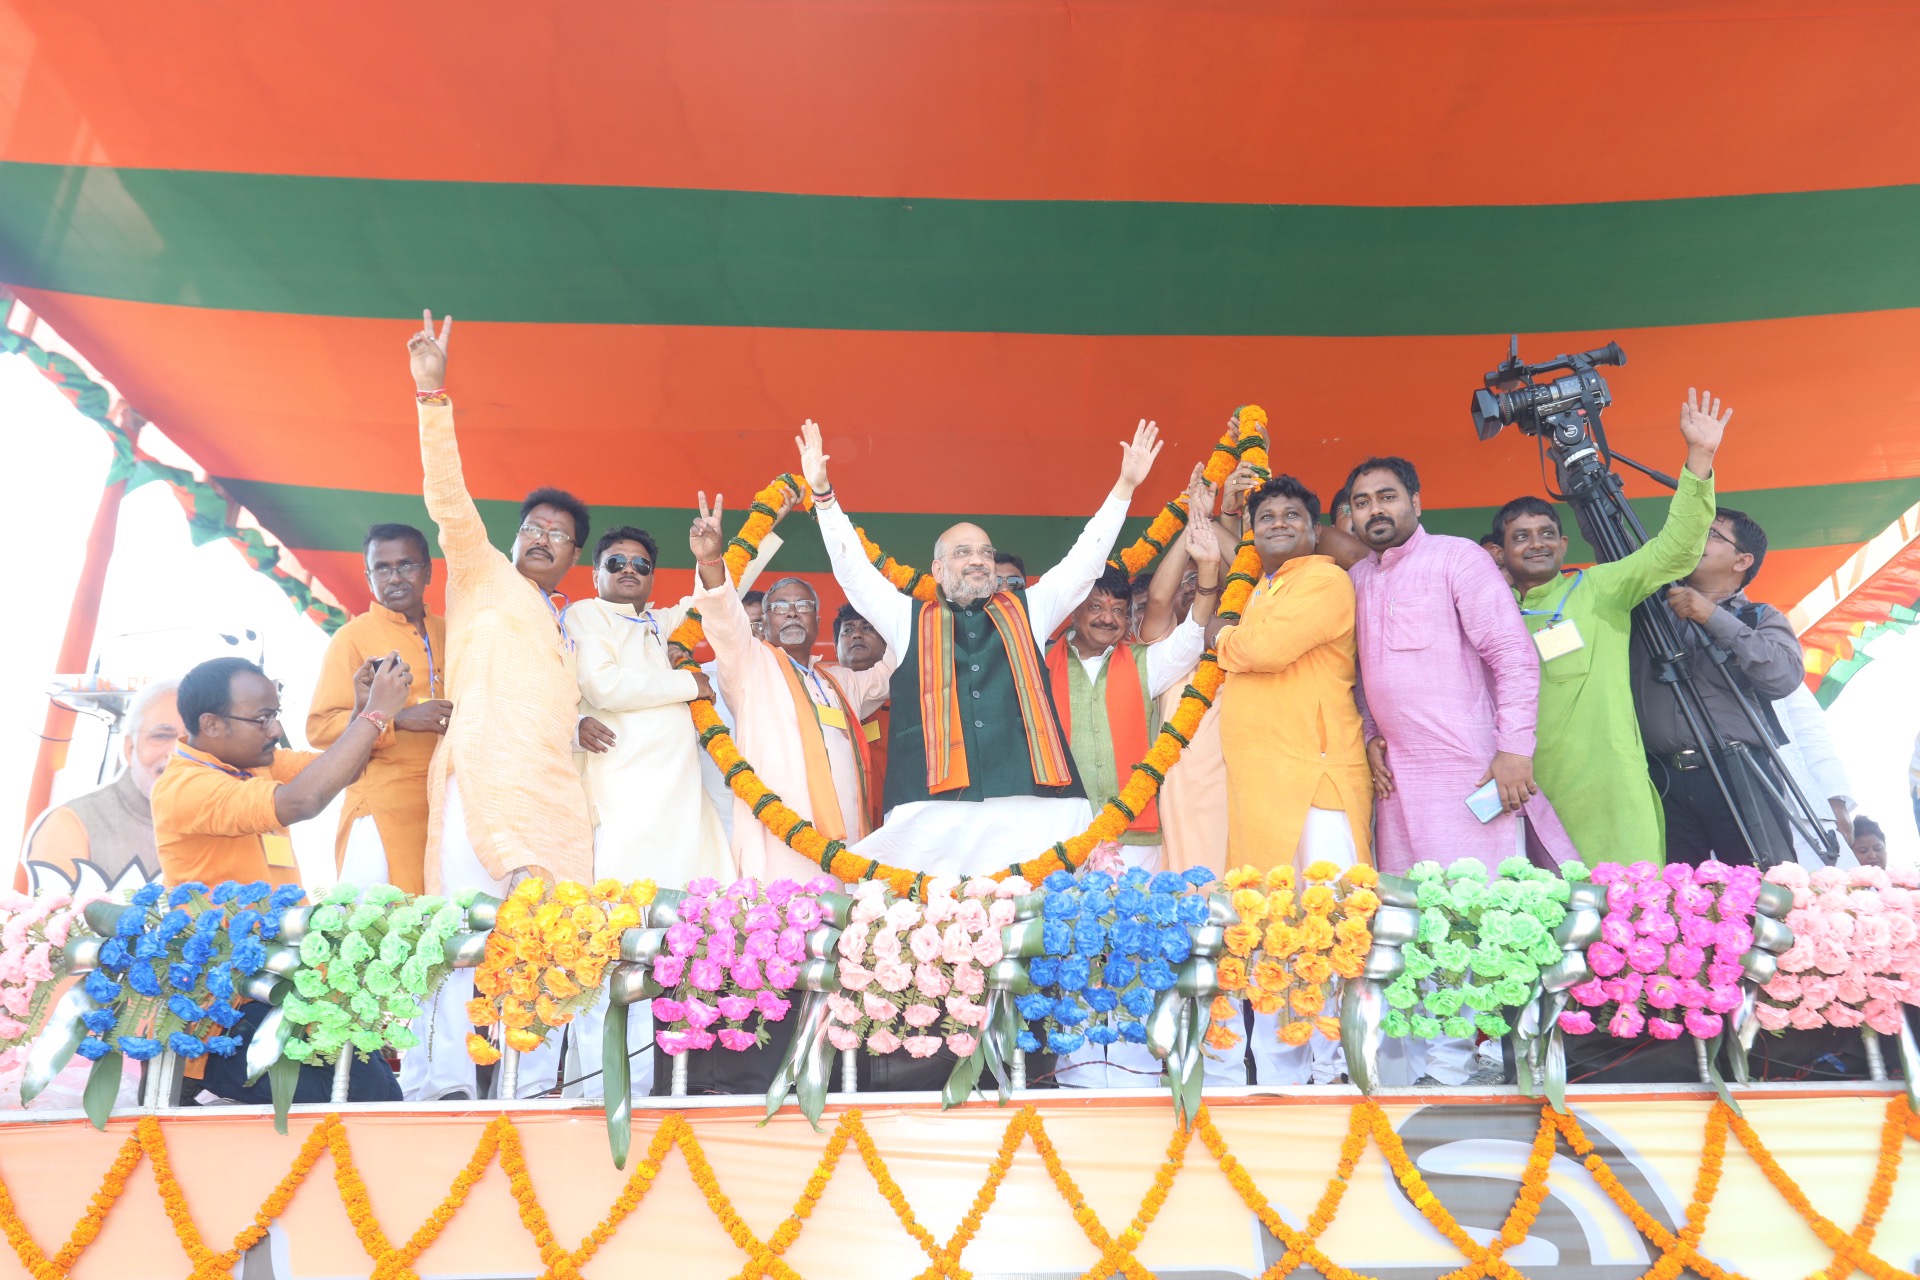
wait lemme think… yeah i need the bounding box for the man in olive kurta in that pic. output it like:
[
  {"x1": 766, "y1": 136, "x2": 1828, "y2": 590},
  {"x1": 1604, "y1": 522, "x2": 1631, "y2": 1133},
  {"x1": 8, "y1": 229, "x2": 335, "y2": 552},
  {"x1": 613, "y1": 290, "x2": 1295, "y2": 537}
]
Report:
[{"x1": 1491, "y1": 388, "x2": 1731, "y2": 867}]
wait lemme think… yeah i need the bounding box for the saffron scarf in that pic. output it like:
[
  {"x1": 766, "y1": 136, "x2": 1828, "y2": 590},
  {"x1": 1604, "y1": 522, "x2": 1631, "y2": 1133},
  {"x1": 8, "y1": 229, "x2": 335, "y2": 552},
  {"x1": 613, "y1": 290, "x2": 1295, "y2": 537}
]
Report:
[
  {"x1": 917, "y1": 592, "x2": 1074, "y2": 795},
  {"x1": 1044, "y1": 641, "x2": 1160, "y2": 834},
  {"x1": 773, "y1": 649, "x2": 871, "y2": 843}
]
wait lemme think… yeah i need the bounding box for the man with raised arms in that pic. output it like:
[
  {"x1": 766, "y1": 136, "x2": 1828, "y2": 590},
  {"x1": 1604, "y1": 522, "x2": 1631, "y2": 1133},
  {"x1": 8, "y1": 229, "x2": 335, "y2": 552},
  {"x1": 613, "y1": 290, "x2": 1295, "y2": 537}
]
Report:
[{"x1": 802, "y1": 418, "x2": 1163, "y2": 875}]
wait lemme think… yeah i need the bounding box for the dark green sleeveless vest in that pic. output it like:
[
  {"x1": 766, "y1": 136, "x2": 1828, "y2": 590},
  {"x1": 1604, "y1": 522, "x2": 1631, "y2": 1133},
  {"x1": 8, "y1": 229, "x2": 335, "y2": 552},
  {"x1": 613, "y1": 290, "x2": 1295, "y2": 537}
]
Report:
[{"x1": 882, "y1": 591, "x2": 1086, "y2": 813}]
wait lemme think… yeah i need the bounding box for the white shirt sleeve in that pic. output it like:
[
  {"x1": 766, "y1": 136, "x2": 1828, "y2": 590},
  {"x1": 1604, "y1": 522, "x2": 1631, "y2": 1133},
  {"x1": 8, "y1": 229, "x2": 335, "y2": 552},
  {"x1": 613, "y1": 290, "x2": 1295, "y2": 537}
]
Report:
[
  {"x1": 813, "y1": 498, "x2": 913, "y2": 655},
  {"x1": 736, "y1": 531, "x2": 783, "y2": 596},
  {"x1": 1144, "y1": 616, "x2": 1206, "y2": 699},
  {"x1": 1024, "y1": 492, "x2": 1131, "y2": 643},
  {"x1": 1778, "y1": 683, "x2": 1853, "y2": 807}
]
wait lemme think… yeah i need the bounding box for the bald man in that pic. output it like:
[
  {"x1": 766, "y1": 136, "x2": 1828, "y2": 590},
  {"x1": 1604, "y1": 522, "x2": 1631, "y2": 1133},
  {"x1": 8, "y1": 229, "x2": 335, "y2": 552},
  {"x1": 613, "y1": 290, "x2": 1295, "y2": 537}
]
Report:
[{"x1": 802, "y1": 418, "x2": 1163, "y2": 875}]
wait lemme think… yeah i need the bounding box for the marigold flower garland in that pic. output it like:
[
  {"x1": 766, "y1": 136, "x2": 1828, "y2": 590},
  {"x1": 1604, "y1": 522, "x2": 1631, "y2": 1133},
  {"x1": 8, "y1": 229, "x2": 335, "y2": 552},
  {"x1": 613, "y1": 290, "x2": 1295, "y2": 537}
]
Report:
[
  {"x1": 652, "y1": 875, "x2": 829, "y2": 1054},
  {"x1": 3, "y1": 1097, "x2": 1920, "y2": 1280},
  {"x1": 465, "y1": 878, "x2": 655, "y2": 1064},
  {"x1": 1209, "y1": 862, "x2": 1379, "y2": 1049},
  {"x1": 669, "y1": 425, "x2": 1268, "y2": 898}
]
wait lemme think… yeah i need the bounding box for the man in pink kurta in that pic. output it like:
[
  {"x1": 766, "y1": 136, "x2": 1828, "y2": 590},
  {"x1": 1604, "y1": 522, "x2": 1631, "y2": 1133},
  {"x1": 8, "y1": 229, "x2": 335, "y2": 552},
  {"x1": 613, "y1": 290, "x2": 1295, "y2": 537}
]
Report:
[{"x1": 1346, "y1": 457, "x2": 1576, "y2": 875}]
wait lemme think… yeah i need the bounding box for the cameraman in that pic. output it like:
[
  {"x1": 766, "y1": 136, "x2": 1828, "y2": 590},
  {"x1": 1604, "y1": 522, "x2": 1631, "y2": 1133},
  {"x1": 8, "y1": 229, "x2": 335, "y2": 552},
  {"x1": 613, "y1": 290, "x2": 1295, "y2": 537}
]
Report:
[
  {"x1": 1630, "y1": 502, "x2": 1805, "y2": 866},
  {"x1": 1492, "y1": 388, "x2": 1727, "y2": 868}
]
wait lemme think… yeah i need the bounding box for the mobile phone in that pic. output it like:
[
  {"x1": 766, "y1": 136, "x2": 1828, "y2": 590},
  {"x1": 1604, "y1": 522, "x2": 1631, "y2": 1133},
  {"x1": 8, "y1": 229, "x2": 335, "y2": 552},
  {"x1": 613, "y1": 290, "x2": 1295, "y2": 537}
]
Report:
[{"x1": 1465, "y1": 779, "x2": 1504, "y2": 824}]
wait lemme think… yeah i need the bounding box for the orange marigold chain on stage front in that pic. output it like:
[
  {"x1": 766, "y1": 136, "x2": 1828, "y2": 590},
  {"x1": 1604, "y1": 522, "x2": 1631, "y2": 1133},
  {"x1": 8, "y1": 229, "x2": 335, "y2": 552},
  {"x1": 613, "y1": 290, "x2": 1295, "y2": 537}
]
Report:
[{"x1": 668, "y1": 421, "x2": 1270, "y2": 899}]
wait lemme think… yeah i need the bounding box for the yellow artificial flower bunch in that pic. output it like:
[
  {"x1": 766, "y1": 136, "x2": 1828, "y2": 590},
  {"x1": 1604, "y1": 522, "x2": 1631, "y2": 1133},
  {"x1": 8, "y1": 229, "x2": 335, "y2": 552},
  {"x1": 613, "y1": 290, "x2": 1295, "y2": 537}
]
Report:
[
  {"x1": 1208, "y1": 862, "x2": 1379, "y2": 1048},
  {"x1": 466, "y1": 878, "x2": 657, "y2": 1063}
]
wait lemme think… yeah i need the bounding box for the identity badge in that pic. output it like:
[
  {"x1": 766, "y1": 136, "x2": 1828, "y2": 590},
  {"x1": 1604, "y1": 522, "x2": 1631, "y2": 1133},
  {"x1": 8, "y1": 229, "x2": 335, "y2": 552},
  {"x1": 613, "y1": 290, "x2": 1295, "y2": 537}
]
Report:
[{"x1": 1533, "y1": 618, "x2": 1585, "y2": 663}]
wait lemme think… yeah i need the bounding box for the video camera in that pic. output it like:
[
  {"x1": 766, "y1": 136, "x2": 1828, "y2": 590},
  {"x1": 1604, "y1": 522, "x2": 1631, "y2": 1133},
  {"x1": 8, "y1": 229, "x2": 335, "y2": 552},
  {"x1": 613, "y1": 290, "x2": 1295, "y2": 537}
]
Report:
[{"x1": 1469, "y1": 336, "x2": 1626, "y2": 452}]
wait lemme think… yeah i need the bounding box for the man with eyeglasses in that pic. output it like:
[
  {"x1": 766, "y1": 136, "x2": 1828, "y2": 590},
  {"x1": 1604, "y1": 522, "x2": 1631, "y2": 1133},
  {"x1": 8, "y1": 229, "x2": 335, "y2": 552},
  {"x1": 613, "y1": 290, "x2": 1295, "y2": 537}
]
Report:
[
  {"x1": 154, "y1": 655, "x2": 413, "y2": 888},
  {"x1": 304, "y1": 523, "x2": 452, "y2": 894},
  {"x1": 1630, "y1": 499, "x2": 1806, "y2": 866},
  {"x1": 802, "y1": 416, "x2": 1162, "y2": 874},
  {"x1": 694, "y1": 495, "x2": 895, "y2": 881},
  {"x1": 408, "y1": 310, "x2": 601, "y2": 1099},
  {"x1": 835, "y1": 605, "x2": 892, "y2": 830},
  {"x1": 151, "y1": 654, "x2": 410, "y2": 1104}
]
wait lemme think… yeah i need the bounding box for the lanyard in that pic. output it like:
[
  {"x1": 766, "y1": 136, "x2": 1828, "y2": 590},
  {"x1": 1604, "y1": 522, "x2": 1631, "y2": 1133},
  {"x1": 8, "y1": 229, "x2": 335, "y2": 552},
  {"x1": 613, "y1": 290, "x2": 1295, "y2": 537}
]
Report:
[
  {"x1": 1521, "y1": 570, "x2": 1584, "y2": 626},
  {"x1": 417, "y1": 623, "x2": 440, "y2": 697},
  {"x1": 618, "y1": 611, "x2": 663, "y2": 644},
  {"x1": 537, "y1": 586, "x2": 575, "y2": 651},
  {"x1": 173, "y1": 747, "x2": 253, "y2": 781},
  {"x1": 784, "y1": 652, "x2": 836, "y2": 710}
]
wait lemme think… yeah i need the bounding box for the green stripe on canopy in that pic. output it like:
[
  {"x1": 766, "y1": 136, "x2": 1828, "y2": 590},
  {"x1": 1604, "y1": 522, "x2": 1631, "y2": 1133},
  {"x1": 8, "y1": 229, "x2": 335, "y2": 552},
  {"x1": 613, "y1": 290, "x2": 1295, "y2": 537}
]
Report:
[{"x1": 4, "y1": 163, "x2": 1920, "y2": 335}]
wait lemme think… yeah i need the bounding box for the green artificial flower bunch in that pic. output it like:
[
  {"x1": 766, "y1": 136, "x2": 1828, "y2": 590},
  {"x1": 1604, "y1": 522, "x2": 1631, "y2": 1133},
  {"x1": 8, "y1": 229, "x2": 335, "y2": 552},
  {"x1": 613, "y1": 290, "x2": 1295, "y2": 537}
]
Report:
[
  {"x1": 1380, "y1": 857, "x2": 1591, "y2": 1041},
  {"x1": 279, "y1": 883, "x2": 476, "y2": 1065}
]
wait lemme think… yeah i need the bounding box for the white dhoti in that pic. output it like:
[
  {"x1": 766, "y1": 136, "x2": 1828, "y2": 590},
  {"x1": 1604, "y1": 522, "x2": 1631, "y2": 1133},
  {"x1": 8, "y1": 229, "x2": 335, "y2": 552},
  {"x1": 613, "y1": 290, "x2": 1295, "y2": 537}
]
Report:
[
  {"x1": 400, "y1": 776, "x2": 560, "y2": 1101},
  {"x1": 854, "y1": 796, "x2": 1094, "y2": 877},
  {"x1": 336, "y1": 815, "x2": 390, "y2": 887}
]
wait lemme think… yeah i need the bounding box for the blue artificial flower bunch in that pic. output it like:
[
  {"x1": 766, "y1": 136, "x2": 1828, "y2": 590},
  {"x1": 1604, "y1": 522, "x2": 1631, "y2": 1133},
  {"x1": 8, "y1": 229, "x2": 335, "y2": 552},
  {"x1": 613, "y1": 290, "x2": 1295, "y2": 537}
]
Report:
[
  {"x1": 75, "y1": 880, "x2": 306, "y2": 1064},
  {"x1": 1015, "y1": 865, "x2": 1215, "y2": 1055}
]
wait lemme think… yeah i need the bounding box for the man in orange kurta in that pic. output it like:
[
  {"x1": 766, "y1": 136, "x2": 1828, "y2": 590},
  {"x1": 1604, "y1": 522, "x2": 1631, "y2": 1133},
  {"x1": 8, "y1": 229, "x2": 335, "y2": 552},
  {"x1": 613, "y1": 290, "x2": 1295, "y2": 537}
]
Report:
[
  {"x1": 1197, "y1": 478, "x2": 1372, "y2": 873},
  {"x1": 1193, "y1": 476, "x2": 1373, "y2": 1086},
  {"x1": 307, "y1": 523, "x2": 452, "y2": 893}
]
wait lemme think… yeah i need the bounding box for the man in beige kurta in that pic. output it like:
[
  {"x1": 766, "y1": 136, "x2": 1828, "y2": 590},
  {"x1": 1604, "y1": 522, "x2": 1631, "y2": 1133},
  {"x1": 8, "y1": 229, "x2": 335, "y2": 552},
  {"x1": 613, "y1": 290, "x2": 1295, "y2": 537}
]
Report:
[{"x1": 407, "y1": 311, "x2": 596, "y2": 1099}]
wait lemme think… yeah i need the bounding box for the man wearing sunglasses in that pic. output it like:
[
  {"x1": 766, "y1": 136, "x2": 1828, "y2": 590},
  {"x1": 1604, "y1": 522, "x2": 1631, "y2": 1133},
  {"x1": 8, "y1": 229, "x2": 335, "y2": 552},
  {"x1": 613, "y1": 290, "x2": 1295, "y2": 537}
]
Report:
[{"x1": 305, "y1": 523, "x2": 452, "y2": 895}]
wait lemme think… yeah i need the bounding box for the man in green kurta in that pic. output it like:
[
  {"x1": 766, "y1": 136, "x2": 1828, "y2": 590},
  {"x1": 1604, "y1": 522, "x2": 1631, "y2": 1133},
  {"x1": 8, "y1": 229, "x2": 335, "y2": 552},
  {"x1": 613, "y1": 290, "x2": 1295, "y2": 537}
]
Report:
[{"x1": 1491, "y1": 388, "x2": 1732, "y2": 866}]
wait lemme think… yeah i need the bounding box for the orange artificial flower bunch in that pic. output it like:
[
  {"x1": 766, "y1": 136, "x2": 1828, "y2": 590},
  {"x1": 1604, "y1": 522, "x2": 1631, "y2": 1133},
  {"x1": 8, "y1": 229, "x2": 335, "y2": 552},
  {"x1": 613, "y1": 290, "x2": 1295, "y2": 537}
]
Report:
[
  {"x1": 1209, "y1": 861, "x2": 1380, "y2": 1048},
  {"x1": 465, "y1": 878, "x2": 656, "y2": 1063}
]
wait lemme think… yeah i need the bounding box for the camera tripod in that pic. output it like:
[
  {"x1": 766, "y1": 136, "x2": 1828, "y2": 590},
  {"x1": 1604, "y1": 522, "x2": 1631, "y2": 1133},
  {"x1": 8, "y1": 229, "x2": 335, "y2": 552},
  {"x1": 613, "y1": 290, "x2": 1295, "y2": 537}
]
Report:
[{"x1": 1546, "y1": 421, "x2": 1838, "y2": 867}]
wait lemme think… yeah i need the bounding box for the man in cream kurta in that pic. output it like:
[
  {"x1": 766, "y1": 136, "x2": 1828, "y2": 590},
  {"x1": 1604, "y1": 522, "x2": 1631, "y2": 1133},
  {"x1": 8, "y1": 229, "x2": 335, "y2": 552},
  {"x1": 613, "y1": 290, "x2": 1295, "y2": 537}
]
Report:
[{"x1": 566, "y1": 525, "x2": 734, "y2": 890}]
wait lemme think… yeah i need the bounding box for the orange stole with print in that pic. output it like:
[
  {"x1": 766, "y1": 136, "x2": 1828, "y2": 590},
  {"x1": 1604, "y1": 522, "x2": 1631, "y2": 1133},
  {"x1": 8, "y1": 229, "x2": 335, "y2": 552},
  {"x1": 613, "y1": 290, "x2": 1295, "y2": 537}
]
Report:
[
  {"x1": 773, "y1": 649, "x2": 870, "y2": 842},
  {"x1": 1043, "y1": 641, "x2": 1159, "y2": 834},
  {"x1": 915, "y1": 591, "x2": 1073, "y2": 795}
]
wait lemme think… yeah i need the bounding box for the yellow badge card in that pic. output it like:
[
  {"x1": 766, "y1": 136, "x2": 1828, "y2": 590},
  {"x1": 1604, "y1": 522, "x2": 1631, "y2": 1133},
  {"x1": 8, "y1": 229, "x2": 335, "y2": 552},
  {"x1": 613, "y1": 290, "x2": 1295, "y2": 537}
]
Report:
[
  {"x1": 1534, "y1": 619, "x2": 1585, "y2": 662},
  {"x1": 261, "y1": 833, "x2": 296, "y2": 868},
  {"x1": 864, "y1": 719, "x2": 883, "y2": 743},
  {"x1": 816, "y1": 705, "x2": 850, "y2": 733}
]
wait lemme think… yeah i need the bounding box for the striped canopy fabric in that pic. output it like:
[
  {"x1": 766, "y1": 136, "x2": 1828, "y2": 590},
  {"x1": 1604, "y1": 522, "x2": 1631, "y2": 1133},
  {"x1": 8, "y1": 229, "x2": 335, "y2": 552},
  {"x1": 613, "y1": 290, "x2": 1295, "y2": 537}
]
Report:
[{"x1": 3, "y1": 0, "x2": 1918, "y2": 623}]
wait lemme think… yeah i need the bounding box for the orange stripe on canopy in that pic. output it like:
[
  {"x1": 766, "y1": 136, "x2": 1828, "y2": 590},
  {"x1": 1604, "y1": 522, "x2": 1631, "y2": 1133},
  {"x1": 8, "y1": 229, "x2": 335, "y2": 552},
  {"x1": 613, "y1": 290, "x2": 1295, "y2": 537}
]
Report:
[{"x1": 4, "y1": 1, "x2": 1919, "y2": 205}]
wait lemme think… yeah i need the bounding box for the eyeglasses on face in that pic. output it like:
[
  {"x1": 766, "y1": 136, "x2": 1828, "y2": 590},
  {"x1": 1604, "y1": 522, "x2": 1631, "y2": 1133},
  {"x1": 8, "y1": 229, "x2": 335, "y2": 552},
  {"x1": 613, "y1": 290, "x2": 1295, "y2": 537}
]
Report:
[
  {"x1": 368, "y1": 561, "x2": 427, "y2": 581},
  {"x1": 1706, "y1": 527, "x2": 1743, "y2": 552},
  {"x1": 600, "y1": 554, "x2": 654, "y2": 575},
  {"x1": 217, "y1": 708, "x2": 283, "y2": 731},
  {"x1": 766, "y1": 600, "x2": 819, "y2": 617},
  {"x1": 518, "y1": 523, "x2": 576, "y2": 547}
]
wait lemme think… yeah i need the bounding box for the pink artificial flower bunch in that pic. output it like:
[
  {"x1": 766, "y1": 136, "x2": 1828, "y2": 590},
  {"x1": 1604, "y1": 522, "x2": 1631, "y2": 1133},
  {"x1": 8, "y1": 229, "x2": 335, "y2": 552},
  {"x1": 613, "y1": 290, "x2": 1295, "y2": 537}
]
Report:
[
  {"x1": 824, "y1": 874, "x2": 1028, "y2": 1060},
  {"x1": 1754, "y1": 863, "x2": 1920, "y2": 1036},
  {"x1": 651, "y1": 875, "x2": 837, "y2": 1055},
  {"x1": 0, "y1": 890, "x2": 103, "y2": 1083},
  {"x1": 1558, "y1": 860, "x2": 1761, "y2": 1042}
]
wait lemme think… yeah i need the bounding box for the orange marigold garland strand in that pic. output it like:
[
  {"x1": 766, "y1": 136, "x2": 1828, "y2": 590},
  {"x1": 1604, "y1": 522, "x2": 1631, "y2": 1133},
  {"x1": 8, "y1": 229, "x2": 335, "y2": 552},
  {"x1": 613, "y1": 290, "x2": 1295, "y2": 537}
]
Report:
[
  {"x1": 47, "y1": 1127, "x2": 146, "y2": 1275},
  {"x1": 668, "y1": 429, "x2": 1267, "y2": 897}
]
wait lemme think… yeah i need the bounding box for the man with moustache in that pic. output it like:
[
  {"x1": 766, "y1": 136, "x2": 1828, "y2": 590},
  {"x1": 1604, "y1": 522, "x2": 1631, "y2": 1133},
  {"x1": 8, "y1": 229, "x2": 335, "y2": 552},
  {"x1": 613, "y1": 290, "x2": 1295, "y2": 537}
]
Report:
[
  {"x1": 565, "y1": 525, "x2": 732, "y2": 889},
  {"x1": 307, "y1": 523, "x2": 453, "y2": 893},
  {"x1": 835, "y1": 605, "x2": 892, "y2": 830},
  {"x1": 1191, "y1": 475, "x2": 1372, "y2": 1085},
  {"x1": 1045, "y1": 564, "x2": 1204, "y2": 872},
  {"x1": 1347, "y1": 455, "x2": 1577, "y2": 877},
  {"x1": 1492, "y1": 388, "x2": 1727, "y2": 867},
  {"x1": 24, "y1": 678, "x2": 181, "y2": 890},
  {"x1": 805, "y1": 417, "x2": 1163, "y2": 874},
  {"x1": 406, "y1": 310, "x2": 607, "y2": 1099},
  {"x1": 693, "y1": 495, "x2": 894, "y2": 881}
]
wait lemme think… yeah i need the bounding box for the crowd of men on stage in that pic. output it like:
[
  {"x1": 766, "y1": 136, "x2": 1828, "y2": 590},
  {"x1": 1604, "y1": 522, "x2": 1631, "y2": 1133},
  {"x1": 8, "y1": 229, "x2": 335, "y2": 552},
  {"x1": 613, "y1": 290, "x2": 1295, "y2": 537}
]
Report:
[{"x1": 23, "y1": 311, "x2": 1894, "y2": 1104}]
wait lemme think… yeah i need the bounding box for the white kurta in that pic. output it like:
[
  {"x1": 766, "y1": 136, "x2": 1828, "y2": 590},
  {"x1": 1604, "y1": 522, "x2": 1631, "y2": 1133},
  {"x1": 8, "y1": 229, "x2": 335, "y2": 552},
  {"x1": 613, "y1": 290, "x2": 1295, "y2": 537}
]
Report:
[
  {"x1": 1775, "y1": 682, "x2": 1857, "y2": 870},
  {"x1": 564, "y1": 595, "x2": 734, "y2": 888},
  {"x1": 815, "y1": 491, "x2": 1129, "y2": 876}
]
